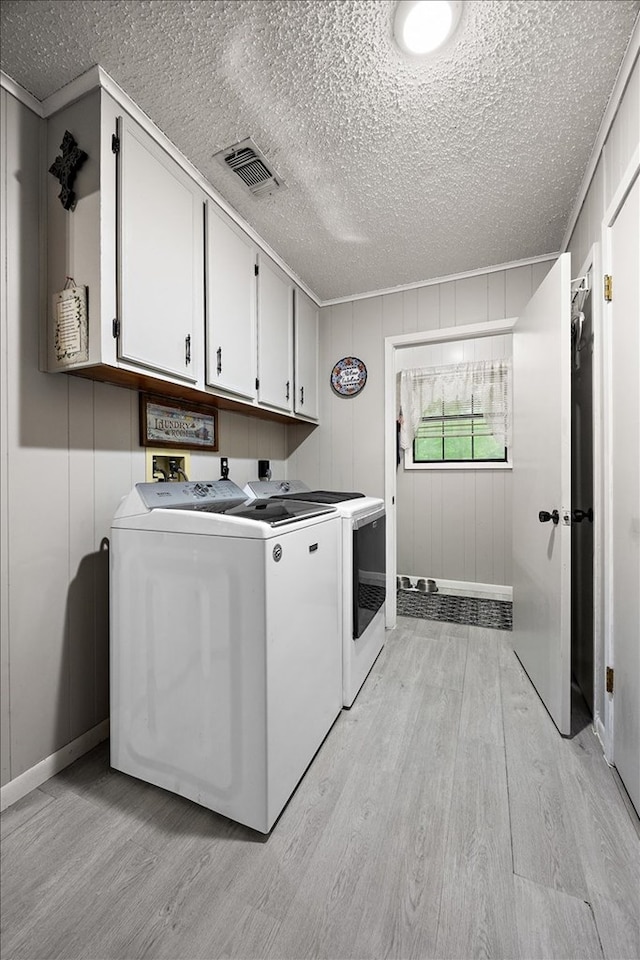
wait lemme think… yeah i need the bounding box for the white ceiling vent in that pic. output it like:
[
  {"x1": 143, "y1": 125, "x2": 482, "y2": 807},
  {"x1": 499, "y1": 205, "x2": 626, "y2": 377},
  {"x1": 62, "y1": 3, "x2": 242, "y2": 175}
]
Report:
[{"x1": 215, "y1": 138, "x2": 284, "y2": 198}]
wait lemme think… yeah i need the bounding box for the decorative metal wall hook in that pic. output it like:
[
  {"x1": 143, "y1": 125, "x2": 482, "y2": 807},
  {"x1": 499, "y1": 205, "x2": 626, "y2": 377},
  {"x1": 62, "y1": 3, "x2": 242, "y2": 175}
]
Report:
[{"x1": 48, "y1": 131, "x2": 88, "y2": 211}]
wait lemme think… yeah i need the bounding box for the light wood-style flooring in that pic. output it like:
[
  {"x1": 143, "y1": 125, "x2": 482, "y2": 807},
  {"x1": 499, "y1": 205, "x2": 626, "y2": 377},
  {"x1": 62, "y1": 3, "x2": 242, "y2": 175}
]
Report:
[{"x1": 1, "y1": 619, "x2": 639, "y2": 960}]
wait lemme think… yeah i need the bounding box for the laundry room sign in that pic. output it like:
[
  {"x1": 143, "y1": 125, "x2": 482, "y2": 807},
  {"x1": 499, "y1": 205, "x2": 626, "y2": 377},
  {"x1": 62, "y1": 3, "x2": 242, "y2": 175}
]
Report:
[{"x1": 140, "y1": 395, "x2": 218, "y2": 451}]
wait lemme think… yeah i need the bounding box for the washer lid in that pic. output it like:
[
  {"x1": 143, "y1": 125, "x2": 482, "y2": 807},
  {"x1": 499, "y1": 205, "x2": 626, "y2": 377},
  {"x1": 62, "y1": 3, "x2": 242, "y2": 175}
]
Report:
[
  {"x1": 278, "y1": 489, "x2": 365, "y2": 504},
  {"x1": 222, "y1": 499, "x2": 336, "y2": 526}
]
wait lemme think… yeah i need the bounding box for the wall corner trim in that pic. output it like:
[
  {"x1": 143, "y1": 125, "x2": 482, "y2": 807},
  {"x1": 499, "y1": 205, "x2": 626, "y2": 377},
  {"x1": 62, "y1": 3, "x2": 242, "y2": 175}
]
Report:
[
  {"x1": 0, "y1": 719, "x2": 110, "y2": 812},
  {"x1": 0, "y1": 71, "x2": 43, "y2": 116}
]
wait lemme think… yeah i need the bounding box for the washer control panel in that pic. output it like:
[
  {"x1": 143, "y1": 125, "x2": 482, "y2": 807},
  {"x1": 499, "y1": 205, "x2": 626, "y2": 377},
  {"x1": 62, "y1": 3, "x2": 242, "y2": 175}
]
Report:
[
  {"x1": 244, "y1": 479, "x2": 310, "y2": 499},
  {"x1": 136, "y1": 479, "x2": 247, "y2": 511}
]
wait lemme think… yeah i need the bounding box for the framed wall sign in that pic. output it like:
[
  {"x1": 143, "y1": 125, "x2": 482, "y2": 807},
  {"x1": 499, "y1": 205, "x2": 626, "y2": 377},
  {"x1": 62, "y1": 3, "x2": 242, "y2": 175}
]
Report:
[
  {"x1": 140, "y1": 394, "x2": 218, "y2": 451},
  {"x1": 330, "y1": 357, "x2": 368, "y2": 397}
]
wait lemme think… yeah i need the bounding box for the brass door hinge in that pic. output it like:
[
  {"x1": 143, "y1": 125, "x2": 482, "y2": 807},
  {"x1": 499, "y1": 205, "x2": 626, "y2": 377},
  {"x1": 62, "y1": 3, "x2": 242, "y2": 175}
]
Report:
[
  {"x1": 604, "y1": 274, "x2": 613, "y2": 302},
  {"x1": 606, "y1": 666, "x2": 614, "y2": 694}
]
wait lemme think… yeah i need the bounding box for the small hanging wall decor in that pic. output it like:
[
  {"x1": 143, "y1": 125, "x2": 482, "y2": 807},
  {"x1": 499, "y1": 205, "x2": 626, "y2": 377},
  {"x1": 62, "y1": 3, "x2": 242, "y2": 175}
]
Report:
[
  {"x1": 49, "y1": 131, "x2": 88, "y2": 211},
  {"x1": 52, "y1": 276, "x2": 88, "y2": 364},
  {"x1": 330, "y1": 357, "x2": 368, "y2": 397}
]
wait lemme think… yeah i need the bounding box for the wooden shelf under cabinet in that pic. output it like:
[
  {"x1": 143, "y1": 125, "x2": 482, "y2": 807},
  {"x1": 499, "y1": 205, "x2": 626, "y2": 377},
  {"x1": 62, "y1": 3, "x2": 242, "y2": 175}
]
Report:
[{"x1": 69, "y1": 364, "x2": 314, "y2": 427}]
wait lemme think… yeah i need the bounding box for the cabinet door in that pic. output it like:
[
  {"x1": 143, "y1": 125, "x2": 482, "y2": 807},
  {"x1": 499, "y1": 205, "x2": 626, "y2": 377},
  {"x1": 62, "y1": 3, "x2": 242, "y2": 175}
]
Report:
[
  {"x1": 117, "y1": 114, "x2": 203, "y2": 381},
  {"x1": 257, "y1": 256, "x2": 293, "y2": 413},
  {"x1": 205, "y1": 204, "x2": 256, "y2": 400},
  {"x1": 294, "y1": 289, "x2": 319, "y2": 420}
]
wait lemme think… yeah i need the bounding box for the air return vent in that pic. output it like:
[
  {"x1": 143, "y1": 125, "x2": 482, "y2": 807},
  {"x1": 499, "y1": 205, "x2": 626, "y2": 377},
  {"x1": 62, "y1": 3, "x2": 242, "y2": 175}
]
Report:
[{"x1": 214, "y1": 138, "x2": 284, "y2": 198}]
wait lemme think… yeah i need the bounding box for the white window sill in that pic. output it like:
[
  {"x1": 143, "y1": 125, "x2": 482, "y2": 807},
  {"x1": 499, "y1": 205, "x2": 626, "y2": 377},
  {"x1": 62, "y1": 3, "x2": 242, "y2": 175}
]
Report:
[{"x1": 403, "y1": 455, "x2": 512, "y2": 472}]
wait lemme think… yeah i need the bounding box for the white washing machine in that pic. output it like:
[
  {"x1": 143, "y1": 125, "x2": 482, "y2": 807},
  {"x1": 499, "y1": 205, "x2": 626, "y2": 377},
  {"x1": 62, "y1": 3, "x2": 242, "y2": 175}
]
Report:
[
  {"x1": 110, "y1": 479, "x2": 342, "y2": 834},
  {"x1": 244, "y1": 480, "x2": 386, "y2": 707}
]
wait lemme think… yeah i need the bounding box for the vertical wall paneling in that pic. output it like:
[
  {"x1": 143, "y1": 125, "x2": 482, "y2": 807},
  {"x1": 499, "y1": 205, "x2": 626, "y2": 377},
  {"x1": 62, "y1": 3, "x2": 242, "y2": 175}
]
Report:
[
  {"x1": 353, "y1": 296, "x2": 383, "y2": 494},
  {"x1": 440, "y1": 281, "x2": 456, "y2": 327},
  {"x1": 1, "y1": 88, "x2": 11, "y2": 786},
  {"x1": 327, "y1": 301, "x2": 356, "y2": 491},
  {"x1": 402, "y1": 287, "x2": 419, "y2": 334},
  {"x1": 6, "y1": 93, "x2": 73, "y2": 777},
  {"x1": 604, "y1": 59, "x2": 640, "y2": 210},
  {"x1": 417, "y1": 284, "x2": 440, "y2": 331},
  {"x1": 68, "y1": 375, "x2": 98, "y2": 739},
  {"x1": 455, "y1": 273, "x2": 489, "y2": 326},
  {"x1": 382, "y1": 290, "x2": 404, "y2": 339},
  {"x1": 208, "y1": 410, "x2": 287, "y2": 487},
  {"x1": 488, "y1": 270, "x2": 506, "y2": 321}
]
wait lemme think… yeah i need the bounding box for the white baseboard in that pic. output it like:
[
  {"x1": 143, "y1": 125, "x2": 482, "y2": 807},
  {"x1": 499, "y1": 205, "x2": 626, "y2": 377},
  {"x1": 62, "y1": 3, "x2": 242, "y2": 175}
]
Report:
[
  {"x1": 594, "y1": 715, "x2": 609, "y2": 758},
  {"x1": 0, "y1": 719, "x2": 110, "y2": 812},
  {"x1": 398, "y1": 575, "x2": 512, "y2": 601}
]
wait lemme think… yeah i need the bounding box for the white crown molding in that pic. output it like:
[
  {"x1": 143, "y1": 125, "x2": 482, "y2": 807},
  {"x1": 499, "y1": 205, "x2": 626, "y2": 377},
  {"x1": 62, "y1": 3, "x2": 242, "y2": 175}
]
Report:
[
  {"x1": 40, "y1": 64, "x2": 102, "y2": 117},
  {"x1": 561, "y1": 17, "x2": 640, "y2": 253},
  {"x1": 0, "y1": 71, "x2": 43, "y2": 116},
  {"x1": 319, "y1": 253, "x2": 559, "y2": 307}
]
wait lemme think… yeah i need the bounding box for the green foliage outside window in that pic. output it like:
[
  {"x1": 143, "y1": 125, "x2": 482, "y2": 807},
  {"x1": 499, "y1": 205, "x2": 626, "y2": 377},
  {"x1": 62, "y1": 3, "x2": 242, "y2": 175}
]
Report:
[{"x1": 413, "y1": 398, "x2": 507, "y2": 463}]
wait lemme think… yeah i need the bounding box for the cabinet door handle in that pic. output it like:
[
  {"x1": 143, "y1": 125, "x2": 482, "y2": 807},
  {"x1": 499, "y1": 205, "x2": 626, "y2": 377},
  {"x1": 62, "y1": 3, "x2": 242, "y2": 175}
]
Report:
[
  {"x1": 185, "y1": 335, "x2": 191, "y2": 365},
  {"x1": 300, "y1": 385, "x2": 304, "y2": 405},
  {"x1": 286, "y1": 380, "x2": 290, "y2": 401},
  {"x1": 216, "y1": 346, "x2": 222, "y2": 375}
]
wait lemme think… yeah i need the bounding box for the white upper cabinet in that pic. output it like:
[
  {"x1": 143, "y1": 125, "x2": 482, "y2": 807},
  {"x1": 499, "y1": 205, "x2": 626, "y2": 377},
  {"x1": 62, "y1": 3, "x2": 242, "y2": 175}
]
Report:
[
  {"x1": 117, "y1": 114, "x2": 203, "y2": 382},
  {"x1": 205, "y1": 202, "x2": 257, "y2": 400},
  {"x1": 45, "y1": 81, "x2": 319, "y2": 426},
  {"x1": 46, "y1": 90, "x2": 205, "y2": 387},
  {"x1": 257, "y1": 254, "x2": 294, "y2": 413},
  {"x1": 294, "y1": 289, "x2": 319, "y2": 420}
]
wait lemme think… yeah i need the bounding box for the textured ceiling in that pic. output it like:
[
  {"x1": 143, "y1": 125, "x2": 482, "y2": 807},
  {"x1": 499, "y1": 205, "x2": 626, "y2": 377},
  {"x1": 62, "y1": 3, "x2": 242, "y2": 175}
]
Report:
[{"x1": 1, "y1": 0, "x2": 638, "y2": 301}]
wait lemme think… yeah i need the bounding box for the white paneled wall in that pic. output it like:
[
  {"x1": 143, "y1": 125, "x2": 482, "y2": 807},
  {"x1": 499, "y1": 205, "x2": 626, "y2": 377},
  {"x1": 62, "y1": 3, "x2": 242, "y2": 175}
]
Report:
[
  {"x1": 0, "y1": 92, "x2": 287, "y2": 793},
  {"x1": 289, "y1": 261, "x2": 553, "y2": 587}
]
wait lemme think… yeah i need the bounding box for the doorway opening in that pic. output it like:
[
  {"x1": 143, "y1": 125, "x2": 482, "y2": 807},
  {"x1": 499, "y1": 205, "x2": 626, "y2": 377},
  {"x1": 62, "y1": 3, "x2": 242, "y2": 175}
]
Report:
[
  {"x1": 571, "y1": 279, "x2": 595, "y2": 724},
  {"x1": 384, "y1": 318, "x2": 516, "y2": 627}
]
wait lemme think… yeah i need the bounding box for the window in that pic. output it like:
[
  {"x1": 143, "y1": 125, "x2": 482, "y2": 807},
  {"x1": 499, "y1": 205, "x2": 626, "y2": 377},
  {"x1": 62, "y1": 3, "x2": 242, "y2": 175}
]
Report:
[
  {"x1": 400, "y1": 359, "x2": 511, "y2": 469},
  {"x1": 413, "y1": 395, "x2": 507, "y2": 463}
]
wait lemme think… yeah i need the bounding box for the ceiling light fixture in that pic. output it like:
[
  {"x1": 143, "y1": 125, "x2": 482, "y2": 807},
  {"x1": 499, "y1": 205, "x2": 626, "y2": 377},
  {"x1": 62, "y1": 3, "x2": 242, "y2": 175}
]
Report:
[{"x1": 393, "y1": 0, "x2": 463, "y2": 56}]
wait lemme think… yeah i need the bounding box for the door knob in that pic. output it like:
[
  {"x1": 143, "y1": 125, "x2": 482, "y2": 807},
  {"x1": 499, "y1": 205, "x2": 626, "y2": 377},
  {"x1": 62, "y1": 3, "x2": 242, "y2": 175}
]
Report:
[
  {"x1": 539, "y1": 510, "x2": 559, "y2": 525},
  {"x1": 572, "y1": 508, "x2": 593, "y2": 523}
]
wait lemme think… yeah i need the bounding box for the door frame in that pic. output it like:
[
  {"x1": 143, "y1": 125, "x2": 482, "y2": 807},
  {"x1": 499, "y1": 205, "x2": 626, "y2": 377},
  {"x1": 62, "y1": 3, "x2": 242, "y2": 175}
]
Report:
[
  {"x1": 600, "y1": 146, "x2": 640, "y2": 763},
  {"x1": 384, "y1": 318, "x2": 516, "y2": 628},
  {"x1": 574, "y1": 243, "x2": 607, "y2": 751}
]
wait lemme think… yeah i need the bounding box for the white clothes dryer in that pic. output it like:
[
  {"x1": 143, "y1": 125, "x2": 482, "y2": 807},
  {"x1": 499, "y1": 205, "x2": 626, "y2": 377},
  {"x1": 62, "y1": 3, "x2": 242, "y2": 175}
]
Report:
[
  {"x1": 244, "y1": 480, "x2": 386, "y2": 707},
  {"x1": 110, "y1": 480, "x2": 342, "y2": 834}
]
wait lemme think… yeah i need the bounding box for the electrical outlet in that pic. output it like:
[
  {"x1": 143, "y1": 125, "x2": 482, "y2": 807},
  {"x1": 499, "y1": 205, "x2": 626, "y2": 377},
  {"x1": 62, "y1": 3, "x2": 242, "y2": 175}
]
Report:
[{"x1": 220, "y1": 456, "x2": 229, "y2": 479}]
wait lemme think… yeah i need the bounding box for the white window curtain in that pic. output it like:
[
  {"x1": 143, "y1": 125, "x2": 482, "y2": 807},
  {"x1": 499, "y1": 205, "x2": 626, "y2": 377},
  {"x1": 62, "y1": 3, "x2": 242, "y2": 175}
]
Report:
[{"x1": 399, "y1": 359, "x2": 512, "y2": 451}]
